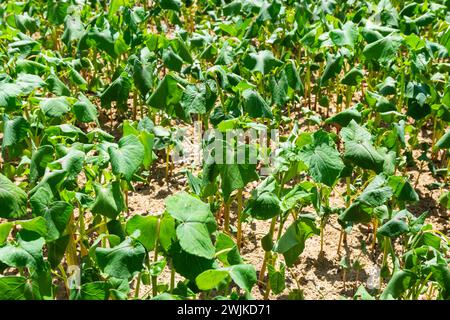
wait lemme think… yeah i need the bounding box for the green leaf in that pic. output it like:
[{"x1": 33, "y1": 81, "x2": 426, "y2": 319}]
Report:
[
  {"x1": 126, "y1": 215, "x2": 159, "y2": 251},
  {"x1": 147, "y1": 74, "x2": 183, "y2": 110},
  {"x1": 108, "y1": 135, "x2": 144, "y2": 181},
  {"x1": 435, "y1": 130, "x2": 450, "y2": 150},
  {"x1": 0, "y1": 83, "x2": 21, "y2": 110},
  {"x1": 170, "y1": 242, "x2": 214, "y2": 280},
  {"x1": 30, "y1": 145, "x2": 50, "y2": 183},
  {"x1": 245, "y1": 192, "x2": 281, "y2": 220},
  {"x1": 340, "y1": 120, "x2": 385, "y2": 172},
  {"x1": 72, "y1": 281, "x2": 110, "y2": 300},
  {"x1": 100, "y1": 73, "x2": 131, "y2": 111},
  {"x1": 62, "y1": 14, "x2": 84, "y2": 44},
  {"x1": 378, "y1": 216, "x2": 409, "y2": 238},
  {"x1": 181, "y1": 84, "x2": 207, "y2": 115},
  {"x1": 0, "y1": 231, "x2": 45, "y2": 270},
  {"x1": 380, "y1": 270, "x2": 415, "y2": 300},
  {"x1": 299, "y1": 131, "x2": 344, "y2": 187},
  {"x1": 243, "y1": 50, "x2": 283, "y2": 75},
  {"x1": 30, "y1": 186, "x2": 73, "y2": 241},
  {"x1": 1, "y1": 115, "x2": 29, "y2": 155},
  {"x1": 325, "y1": 107, "x2": 361, "y2": 127},
  {"x1": 340, "y1": 175, "x2": 393, "y2": 224},
  {"x1": 0, "y1": 276, "x2": 32, "y2": 300},
  {"x1": 195, "y1": 264, "x2": 256, "y2": 292},
  {"x1": 363, "y1": 35, "x2": 402, "y2": 63},
  {"x1": 274, "y1": 217, "x2": 319, "y2": 267},
  {"x1": 95, "y1": 238, "x2": 146, "y2": 279},
  {"x1": 320, "y1": 53, "x2": 343, "y2": 85},
  {"x1": 17, "y1": 217, "x2": 48, "y2": 239},
  {"x1": 242, "y1": 89, "x2": 273, "y2": 119},
  {"x1": 195, "y1": 269, "x2": 229, "y2": 290},
  {"x1": 73, "y1": 94, "x2": 98, "y2": 123},
  {"x1": 162, "y1": 47, "x2": 183, "y2": 72},
  {"x1": 0, "y1": 173, "x2": 28, "y2": 219},
  {"x1": 47, "y1": 0, "x2": 69, "y2": 25},
  {"x1": 268, "y1": 263, "x2": 286, "y2": 295},
  {"x1": 47, "y1": 235, "x2": 70, "y2": 268},
  {"x1": 133, "y1": 58, "x2": 153, "y2": 97},
  {"x1": 218, "y1": 161, "x2": 259, "y2": 201},
  {"x1": 0, "y1": 223, "x2": 13, "y2": 244},
  {"x1": 46, "y1": 73, "x2": 70, "y2": 96},
  {"x1": 227, "y1": 264, "x2": 257, "y2": 292},
  {"x1": 91, "y1": 182, "x2": 126, "y2": 219},
  {"x1": 341, "y1": 67, "x2": 364, "y2": 86},
  {"x1": 176, "y1": 223, "x2": 215, "y2": 260},
  {"x1": 330, "y1": 21, "x2": 358, "y2": 48},
  {"x1": 215, "y1": 233, "x2": 242, "y2": 266},
  {"x1": 165, "y1": 192, "x2": 216, "y2": 259},
  {"x1": 388, "y1": 176, "x2": 419, "y2": 203},
  {"x1": 40, "y1": 97, "x2": 71, "y2": 118},
  {"x1": 159, "y1": 0, "x2": 181, "y2": 11}
]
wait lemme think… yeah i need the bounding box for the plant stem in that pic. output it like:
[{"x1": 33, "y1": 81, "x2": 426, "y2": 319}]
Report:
[
  {"x1": 236, "y1": 189, "x2": 243, "y2": 250},
  {"x1": 134, "y1": 272, "x2": 141, "y2": 299},
  {"x1": 372, "y1": 218, "x2": 378, "y2": 251},
  {"x1": 223, "y1": 199, "x2": 231, "y2": 235},
  {"x1": 259, "y1": 217, "x2": 277, "y2": 284},
  {"x1": 151, "y1": 217, "x2": 161, "y2": 297},
  {"x1": 170, "y1": 259, "x2": 175, "y2": 293}
]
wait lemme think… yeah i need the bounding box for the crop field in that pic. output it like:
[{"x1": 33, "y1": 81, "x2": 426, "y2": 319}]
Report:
[{"x1": 0, "y1": 0, "x2": 449, "y2": 301}]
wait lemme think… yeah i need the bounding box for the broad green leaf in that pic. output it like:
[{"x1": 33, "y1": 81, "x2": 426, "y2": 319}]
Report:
[
  {"x1": 170, "y1": 242, "x2": 214, "y2": 280},
  {"x1": 195, "y1": 269, "x2": 229, "y2": 290},
  {"x1": 274, "y1": 217, "x2": 319, "y2": 267},
  {"x1": 242, "y1": 89, "x2": 273, "y2": 119},
  {"x1": 181, "y1": 84, "x2": 207, "y2": 115},
  {"x1": 245, "y1": 192, "x2": 281, "y2": 220},
  {"x1": 1, "y1": 115, "x2": 29, "y2": 155},
  {"x1": 0, "y1": 173, "x2": 27, "y2": 219},
  {"x1": 195, "y1": 264, "x2": 256, "y2": 292},
  {"x1": 341, "y1": 67, "x2": 364, "y2": 86},
  {"x1": 299, "y1": 131, "x2": 344, "y2": 187},
  {"x1": 108, "y1": 135, "x2": 144, "y2": 181},
  {"x1": 215, "y1": 233, "x2": 242, "y2": 266},
  {"x1": 0, "y1": 223, "x2": 13, "y2": 244},
  {"x1": 227, "y1": 264, "x2": 257, "y2": 292},
  {"x1": 91, "y1": 182, "x2": 126, "y2": 219},
  {"x1": 325, "y1": 107, "x2": 361, "y2": 126},
  {"x1": 147, "y1": 74, "x2": 183, "y2": 110},
  {"x1": 268, "y1": 263, "x2": 286, "y2": 295},
  {"x1": 363, "y1": 35, "x2": 402, "y2": 63},
  {"x1": 176, "y1": 222, "x2": 215, "y2": 260},
  {"x1": 340, "y1": 120, "x2": 385, "y2": 172},
  {"x1": 330, "y1": 21, "x2": 358, "y2": 48},
  {"x1": 159, "y1": 0, "x2": 181, "y2": 11},
  {"x1": 40, "y1": 97, "x2": 71, "y2": 118},
  {"x1": 0, "y1": 276, "x2": 32, "y2": 300},
  {"x1": 46, "y1": 73, "x2": 70, "y2": 96},
  {"x1": 72, "y1": 281, "x2": 110, "y2": 300},
  {"x1": 320, "y1": 53, "x2": 343, "y2": 85},
  {"x1": 96, "y1": 238, "x2": 146, "y2": 279},
  {"x1": 126, "y1": 215, "x2": 159, "y2": 251},
  {"x1": 243, "y1": 50, "x2": 283, "y2": 75},
  {"x1": 0, "y1": 231, "x2": 45, "y2": 271},
  {"x1": 73, "y1": 94, "x2": 98, "y2": 123},
  {"x1": 166, "y1": 192, "x2": 216, "y2": 259},
  {"x1": 162, "y1": 47, "x2": 183, "y2": 72},
  {"x1": 380, "y1": 270, "x2": 415, "y2": 300},
  {"x1": 100, "y1": 73, "x2": 131, "y2": 111},
  {"x1": 30, "y1": 186, "x2": 73, "y2": 241}
]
